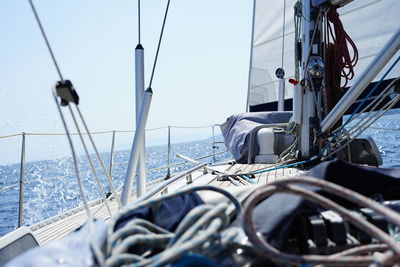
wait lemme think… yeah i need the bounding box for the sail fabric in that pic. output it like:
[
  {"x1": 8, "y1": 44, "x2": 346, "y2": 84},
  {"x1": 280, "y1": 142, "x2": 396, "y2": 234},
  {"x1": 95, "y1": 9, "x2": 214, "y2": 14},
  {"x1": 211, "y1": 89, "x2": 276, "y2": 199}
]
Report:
[
  {"x1": 339, "y1": 0, "x2": 400, "y2": 86},
  {"x1": 247, "y1": 0, "x2": 400, "y2": 108},
  {"x1": 248, "y1": 0, "x2": 297, "y2": 107}
]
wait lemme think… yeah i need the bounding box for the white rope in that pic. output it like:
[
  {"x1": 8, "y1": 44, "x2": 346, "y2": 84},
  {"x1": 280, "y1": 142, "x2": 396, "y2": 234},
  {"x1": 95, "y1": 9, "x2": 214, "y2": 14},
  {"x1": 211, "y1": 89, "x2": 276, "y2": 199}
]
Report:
[{"x1": 105, "y1": 186, "x2": 241, "y2": 266}]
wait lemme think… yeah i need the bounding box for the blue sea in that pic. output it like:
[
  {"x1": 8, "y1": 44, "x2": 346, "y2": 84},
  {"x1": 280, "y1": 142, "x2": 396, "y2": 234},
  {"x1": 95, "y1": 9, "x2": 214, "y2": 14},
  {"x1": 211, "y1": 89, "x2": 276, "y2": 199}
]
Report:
[
  {"x1": 1, "y1": 111, "x2": 400, "y2": 237},
  {"x1": 0, "y1": 137, "x2": 230, "y2": 237}
]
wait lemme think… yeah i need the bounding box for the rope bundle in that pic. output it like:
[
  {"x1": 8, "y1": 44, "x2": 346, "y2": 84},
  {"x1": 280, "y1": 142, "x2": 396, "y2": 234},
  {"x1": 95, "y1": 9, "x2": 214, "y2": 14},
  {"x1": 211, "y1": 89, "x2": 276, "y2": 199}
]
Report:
[
  {"x1": 327, "y1": 8, "x2": 359, "y2": 89},
  {"x1": 242, "y1": 176, "x2": 400, "y2": 266},
  {"x1": 104, "y1": 186, "x2": 241, "y2": 267}
]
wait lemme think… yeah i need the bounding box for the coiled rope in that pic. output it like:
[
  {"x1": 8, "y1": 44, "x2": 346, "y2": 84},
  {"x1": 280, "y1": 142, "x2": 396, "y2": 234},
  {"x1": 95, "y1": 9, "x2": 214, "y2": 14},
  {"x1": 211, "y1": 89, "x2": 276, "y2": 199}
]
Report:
[
  {"x1": 242, "y1": 176, "x2": 400, "y2": 266},
  {"x1": 327, "y1": 8, "x2": 359, "y2": 89},
  {"x1": 104, "y1": 185, "x2": 241, "y2": 266}
]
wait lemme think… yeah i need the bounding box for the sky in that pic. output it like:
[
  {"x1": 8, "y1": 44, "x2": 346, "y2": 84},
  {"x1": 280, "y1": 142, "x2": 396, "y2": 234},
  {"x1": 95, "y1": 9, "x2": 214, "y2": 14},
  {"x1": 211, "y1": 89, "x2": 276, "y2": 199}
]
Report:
[{"x1": 0, "y1": 1, "x2": 253, "y2": 164}]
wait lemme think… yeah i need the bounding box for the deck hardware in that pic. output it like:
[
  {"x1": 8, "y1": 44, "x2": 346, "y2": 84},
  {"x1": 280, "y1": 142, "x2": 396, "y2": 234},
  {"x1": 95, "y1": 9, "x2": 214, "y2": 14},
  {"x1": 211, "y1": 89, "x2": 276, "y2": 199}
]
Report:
[
  {"x1": 186, "y1": 174, "x2": 193, "y2": 184},
  {"x1": 55, "y1": 80, "x2": 79, "y2": 106}
]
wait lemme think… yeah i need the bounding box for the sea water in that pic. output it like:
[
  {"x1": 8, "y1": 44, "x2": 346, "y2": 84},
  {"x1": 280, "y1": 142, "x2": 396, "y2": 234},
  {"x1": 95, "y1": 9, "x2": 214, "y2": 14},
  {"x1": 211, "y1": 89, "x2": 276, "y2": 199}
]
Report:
[
  {"x1": 1, "y1": 111, "x2": 400, "y2": 237},
  {"x1": 0, "y1": 138, "x2": 230, "y2": 237}
]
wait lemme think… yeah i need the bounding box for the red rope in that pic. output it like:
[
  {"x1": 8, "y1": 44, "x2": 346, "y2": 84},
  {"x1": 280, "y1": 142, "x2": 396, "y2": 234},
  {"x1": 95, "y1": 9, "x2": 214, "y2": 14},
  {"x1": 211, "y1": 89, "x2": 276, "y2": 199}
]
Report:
[{"x1": 327, "y1": 8, "x2": 359, "y2": 89}]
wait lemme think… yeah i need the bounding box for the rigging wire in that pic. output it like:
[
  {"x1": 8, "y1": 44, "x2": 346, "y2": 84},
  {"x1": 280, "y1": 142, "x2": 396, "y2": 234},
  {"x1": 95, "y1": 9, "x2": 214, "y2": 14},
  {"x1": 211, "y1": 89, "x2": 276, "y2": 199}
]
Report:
[
  {"x1": 27, "y1": 0, "x2": 64, "y2": 81},
  {"x1": 347, "y1": 78, "x2": 400, "y2": 136},
  {"x1": 27, "y1": 0, "x2": 92, "y2": 217},
  {"x1": 326, "y1": 94, "x2": 400, "y2": 159},
  {"x1": 148, "y1": 0, "x2": 171, "y2": 88},
  {"x1": 52, "y1": 96, "x2": 92, "y2": 219},
  {"x1": 67, "y1": 105, "x2": 112, "y2": 216},
  {"x1": 75, "y1": 106, "x2": 123, "y2": 209},
  {"x1": 138, "y1": 0, "x2": 141, "y2": 44},
  {"x1": 27, "y1": 0, "x2": 122, "y2": 210},
  {"x1": 346, "y1": 79, "x2": 399, "y2": 131},
  {"x1": 319, "y1": 55, "x2": 400, "y2": 158},
  {"x1": 27, "y1": 1, "x2": 113, "y2": 263},
  {"x1": 369, "y1": 126, "x2": 400, "y2": 131}
]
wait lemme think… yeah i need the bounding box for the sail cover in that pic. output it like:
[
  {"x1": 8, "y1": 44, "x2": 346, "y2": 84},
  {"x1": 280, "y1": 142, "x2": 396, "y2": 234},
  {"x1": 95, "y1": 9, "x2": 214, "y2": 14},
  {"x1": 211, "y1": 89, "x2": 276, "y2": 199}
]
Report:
[{"x1": 247, "y1": 0, "x2": 400, "y2": 109}]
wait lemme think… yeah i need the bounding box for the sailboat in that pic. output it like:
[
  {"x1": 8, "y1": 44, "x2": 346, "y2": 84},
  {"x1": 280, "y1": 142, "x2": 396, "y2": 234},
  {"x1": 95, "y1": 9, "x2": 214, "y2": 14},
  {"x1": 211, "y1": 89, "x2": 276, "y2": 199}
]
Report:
[{"x1": 1, "y1": 0, "x2": 400, "y2": 266}]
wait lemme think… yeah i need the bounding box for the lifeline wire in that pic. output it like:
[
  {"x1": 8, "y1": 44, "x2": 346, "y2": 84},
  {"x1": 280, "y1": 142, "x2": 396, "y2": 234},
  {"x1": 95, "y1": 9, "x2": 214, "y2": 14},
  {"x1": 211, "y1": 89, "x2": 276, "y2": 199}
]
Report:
[
  {"x1": 148, "y1": 0, "x2": 171, "y2": 88},
  {"x1": 242, "y1": 176, "x2": 400, "y2": 266}
]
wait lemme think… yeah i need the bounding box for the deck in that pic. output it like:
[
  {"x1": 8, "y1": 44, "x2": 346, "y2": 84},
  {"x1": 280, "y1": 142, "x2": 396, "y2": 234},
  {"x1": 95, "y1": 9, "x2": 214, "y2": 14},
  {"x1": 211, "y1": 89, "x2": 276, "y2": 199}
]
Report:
[{"x1": 30, "y1": 162, "x2": 304, "y2": 244}]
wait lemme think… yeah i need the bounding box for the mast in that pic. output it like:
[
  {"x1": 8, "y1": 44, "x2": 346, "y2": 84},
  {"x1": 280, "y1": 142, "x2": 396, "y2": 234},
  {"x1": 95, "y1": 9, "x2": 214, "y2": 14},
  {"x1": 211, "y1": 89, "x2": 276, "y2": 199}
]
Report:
[
  {"x1": 134, "y1": 0, "x2": 147, "y2": 197},
  {"x1": 121, "y1": 0, "x2": 148, "y2": 203},
  {"x1": 299, "y1": 0, "x2": 324, "y2": 158},
  {"x1": 135, "y1": 43, "x2": 147, "y2": 196}
]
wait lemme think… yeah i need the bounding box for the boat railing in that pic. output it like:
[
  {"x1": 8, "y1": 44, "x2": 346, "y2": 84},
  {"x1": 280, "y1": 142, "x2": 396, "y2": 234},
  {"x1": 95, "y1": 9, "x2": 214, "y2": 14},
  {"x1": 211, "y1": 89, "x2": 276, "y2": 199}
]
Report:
[{"x1": 0, "y1": 124, "x2": 228, "y2": 228}]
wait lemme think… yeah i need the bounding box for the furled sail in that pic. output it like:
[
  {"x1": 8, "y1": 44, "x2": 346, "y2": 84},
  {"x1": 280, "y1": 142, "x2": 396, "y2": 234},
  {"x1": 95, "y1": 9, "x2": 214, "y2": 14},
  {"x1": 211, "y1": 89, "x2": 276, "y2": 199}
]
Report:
[{"x1": 247, "y1": 0, "x2": 400, "y2": 110}]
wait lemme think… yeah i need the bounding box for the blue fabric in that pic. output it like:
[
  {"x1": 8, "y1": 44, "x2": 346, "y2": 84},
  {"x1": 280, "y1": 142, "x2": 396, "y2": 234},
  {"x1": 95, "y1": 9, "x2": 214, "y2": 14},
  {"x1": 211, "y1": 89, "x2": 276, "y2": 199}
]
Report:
[
  {"x1": 220, "y1": 112, "x2": 292, "y2": 161},
  {"x1": 235, "y1": 159, "x2": 400, "y2": 249},
  {"x1": 7, "y1": 193, "x2": 204, "y2": 266},
  {"x1": 172, "y1": 254, "x2": 218, "y2": 267},
  {"x1": 115, "y1": 192, "x2": 204, "y2": 232}
]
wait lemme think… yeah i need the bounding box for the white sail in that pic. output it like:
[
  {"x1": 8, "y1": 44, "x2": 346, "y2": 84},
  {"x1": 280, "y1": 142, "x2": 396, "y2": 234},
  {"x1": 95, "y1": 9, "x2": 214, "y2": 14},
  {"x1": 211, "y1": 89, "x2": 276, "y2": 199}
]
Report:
[
  {"x1": 247, "y1": 0, "x2": 400, "y2": 109},
  {"x1": 247, "y1": 0, "x2": 297, "y2": 108}
]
